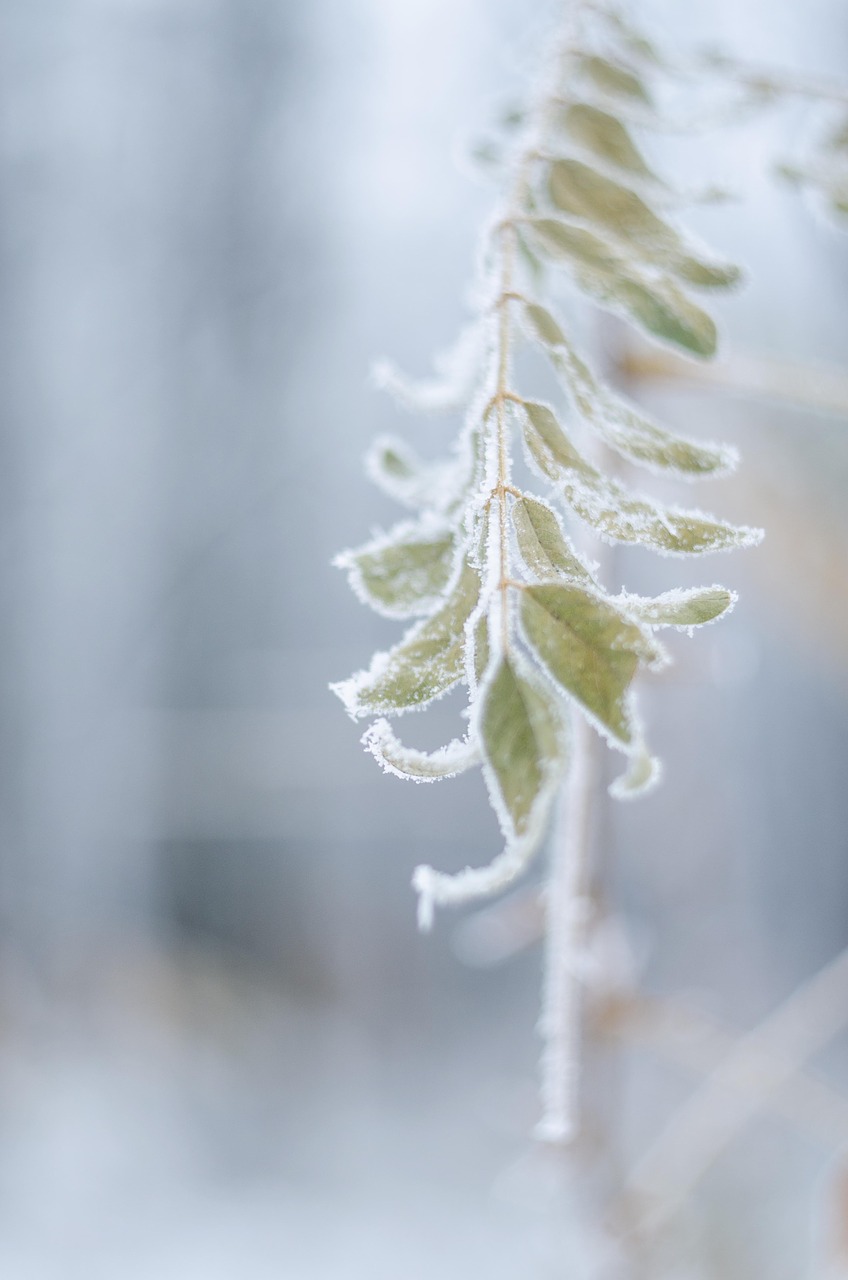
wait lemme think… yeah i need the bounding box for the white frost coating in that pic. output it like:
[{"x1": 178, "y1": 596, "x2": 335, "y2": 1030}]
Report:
[
  {"x1": 473, "y1": 645, "x2": 569, "y2": 844},
  {"x1": 362, "y1": 719, "x2": 481, "y2": 783},
  {"x1": 372, "y1": 322, "x2": 485, "y2": 414}
]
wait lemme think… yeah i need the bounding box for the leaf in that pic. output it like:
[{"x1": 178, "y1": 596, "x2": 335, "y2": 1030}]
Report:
[
  {"x1": 579, "y1": 54, "x2": 652, "y2": 105},
  {"x1": 622, "y1": 586, "x2": 735, "y2": 627},
  {"x1": 557, "y1": 102, "x2": 657, "y2": 181},
  {"x1": 521, "y1": 400, "x2": 595, "y2": 481},
  {"x1": 479, "y1": 654, "x2": 565, "y2": 840},
  {"x1": 362, "y1": 719, "x2": 481, "y2": 782},
  {"x1": 336, "y1": 523, "x2": 457, "y2": 618},
  {"x1": 565, "y1": 471, "x2": 763, "y2": 555},
  {"x1": 527, "y1": 218, "x2": 718, "y2": 357},
  {"x1": 332, "y1": 563, "x2": 480, "y2": 718},
  {"x1": 523, "y1": 303, "x2": 736, "y2": 476},
  {"x1": 365, "y1": 436, "x2": 457, "y2": 510},
  {"x1": 512, "y1": 494, "x2": 595, "y2": 584},
  {"x1": 519, "y1": 400, "x2": 761, "y2": 555},
  {"x1": 547, "y1": 159, "x2": 740, "y2": 290},
  {"x1": 520, "y1": 583, "x2": 657, "y2": 747}
]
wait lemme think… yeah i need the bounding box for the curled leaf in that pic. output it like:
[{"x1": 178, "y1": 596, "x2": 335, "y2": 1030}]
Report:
[
  {"x1": 362, "y1": 719, "x2": 481, "y2": 782},
  {"x1": 512, "y1": 493, "x2": 596, "y2": 584}
]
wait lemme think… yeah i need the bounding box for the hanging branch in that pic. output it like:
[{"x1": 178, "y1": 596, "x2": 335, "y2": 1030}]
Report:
[{"x1": 332, "y1": 1, "x2": 761, "y2": 1136}]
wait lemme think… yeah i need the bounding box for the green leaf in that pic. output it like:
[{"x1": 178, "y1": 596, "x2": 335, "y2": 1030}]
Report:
[
  {"x1": 557, "y1": 102, "x2": 657, "y2": 180},
  {"x1": 512, "y1": 494, "x2": 595, "y2": 584},
  {"x1": 518, "y1": 401, "x2": 761, "y2": 555},
  {"x1": 521, "y1": 400, "x2": 595, "y2": 481},
  {"x1": 565, "y1": 471, "x2": 762, "y2": 554},
  {"x1": 520, "y1": 583, "x2": 657, "y2": 747},
  {"x1": 332, "y1": 563, "x2": 480, "y2": 718},
  {"x1": 579, "y1": 54, "x2": 652, "y2": 105},
  {"x1": 337, "y1": 524, "x2": 457, "y2": 618},
  {"x1": 479, "y1": 654, "x2": 565, "y2": 840},
  {"x1": 623, "y1": 586, "x2": 735, "y2": 627},
  {"x1": 527, "y1": 218, "x2": 719, "y2": 357},
  {"x1": 547, "y1": 159, "x2": 740, "y2": 291},
  {"x1": 523, "y1": 304, "x2": 735, "y2": 476}
]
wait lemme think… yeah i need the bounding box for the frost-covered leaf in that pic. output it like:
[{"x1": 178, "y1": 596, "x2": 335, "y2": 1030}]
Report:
[
  {"x1": 362, "y1": 719, "x2": 481, "y2": 782},
  {"x1": 578, "y1": 54, "x2": 653, "y2": 106},
  {"x1": 519, "y1": 400, "x2": 761, "y2": 555},
  {"x1": 479, "y1": 654, "x2": 565, "y2": 840},
  {"x1": 512, "y1": 494, "x2": 595, "y2": 584},
  {"x1": 566, "y1": 470, "x2": 762, "y2": 555},
  {"x1": 527, "y1": 218, "x2": 718, "y2": 357},
  {"x1": 520, "y1": 583, "x2": 657, "y2": 747},
  {"x1": 523, "y1": 303, "x2": 736, "y2": 476},
  {"x1": 556, "y1": 102, "x2": 658, "y2": 181},
  {"x1": 336, "y1": 523, "x2": 457, "y2": 619},
  {"x1": 547, "y1": 159, "x2": 740, "y2": 290},
  {"x1": 365, "y1": 436, "x2": 457, "y2": 511},
  {"x1": 623, "y1": 585, "x2": 735, "y2": 627},
  {"x1": 609, "y1": 743, "x2": 661, "y2": 798},
  {"x1": 521, "y1": 400, "x2": 595, "y2": 482},
  {"x1": 332, "y1": 563, "x2": 479, "y2": 718}
]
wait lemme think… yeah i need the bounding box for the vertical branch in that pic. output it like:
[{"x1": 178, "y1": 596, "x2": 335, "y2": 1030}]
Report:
[{"x1": 537, "y1": 711, "x2": 600, "y2": 1143}]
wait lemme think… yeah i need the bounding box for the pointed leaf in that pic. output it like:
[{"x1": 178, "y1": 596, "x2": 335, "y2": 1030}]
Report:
[
  {"x1": 512, "y1": 494, "x2": 595, "y2": 584},
  {"x1": 332, "y1": 563, "x2": 479, "y2": 718},
  {"x1": 527, "y1": 218, "x2": 718, "y2": 357},
  {"x1": 520, "y1": 583, "x2": 657, "y2": 747},
  {"x1": 557, "y1": 102, "x2": 657, "y2": 181},
  {"x1": 479, "y1": 654, "x2": 565, "y2": 840},
  {"x1": 564, "y1": 470, "x2": 763, "y2": 555},
  {"x1": 623, "y1": 586, "x2": 735, "y2": 627},
  {"x1": 579, "y1": 54, "x2": 652, "y2": 105},
  {"x1": 523, "y1": 304, "x2": 735, "y2": 476},
  {"x1": 336, "y1": 523, "x2": 457, "y2": 618}
]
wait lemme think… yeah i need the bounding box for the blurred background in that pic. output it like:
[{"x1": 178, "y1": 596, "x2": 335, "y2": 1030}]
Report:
[{"x1": 0, "y1": 0, "x2": 847, "y2": 1276}]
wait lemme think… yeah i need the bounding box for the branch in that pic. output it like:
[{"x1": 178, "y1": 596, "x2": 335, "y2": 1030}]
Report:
[
  {"x1": 620, "y1": 348, "x2": 848, "y2": 422},
  {"x1": 619, "y1": 944, "x2": 848, "y2": 1237}
]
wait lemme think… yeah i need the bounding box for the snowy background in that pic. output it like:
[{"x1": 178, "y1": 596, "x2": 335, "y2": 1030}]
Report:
[{"x1": 0, "y1": 0, "x2": 847, "y2": 1276}]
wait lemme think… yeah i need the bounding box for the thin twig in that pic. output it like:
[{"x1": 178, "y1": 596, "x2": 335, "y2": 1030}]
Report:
[
  {"x1": 620, "y1": 349, "x2": 848, "y2": 422},
  {"x1": 619, "y1": 944, "x2": 848, "y2": 1237}
]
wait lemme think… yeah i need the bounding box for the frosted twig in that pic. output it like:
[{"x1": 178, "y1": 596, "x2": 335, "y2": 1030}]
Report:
[{"x1": 536, "y1": 712, "x2": 599, "y2": 1144}]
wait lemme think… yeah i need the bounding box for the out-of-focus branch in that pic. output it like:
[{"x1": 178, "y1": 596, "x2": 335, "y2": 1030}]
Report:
[
  {"x1": 601, "y1": 993, "x2": 848, "y2": 1149},
  {"x1": 620, "y1": 349, "x2": 848, "y2": 421},
  {"x1": 618, "y1": 945, "x2": 848, "y2": 1237}
]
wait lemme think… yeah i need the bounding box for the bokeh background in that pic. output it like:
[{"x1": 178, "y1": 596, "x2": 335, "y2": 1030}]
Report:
[{"x1": 0, "y1": 0, "x2": 847, "y2": 1276}]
